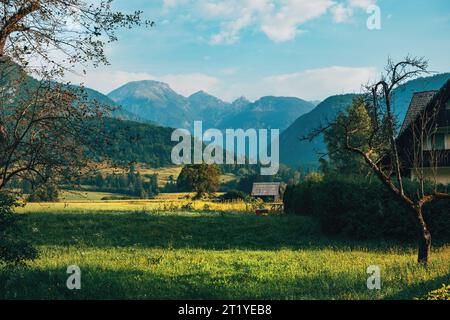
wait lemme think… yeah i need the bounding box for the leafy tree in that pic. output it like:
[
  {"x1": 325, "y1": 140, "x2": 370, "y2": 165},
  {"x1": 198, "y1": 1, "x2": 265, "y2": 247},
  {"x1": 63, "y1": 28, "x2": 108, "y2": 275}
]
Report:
[
  {"x1": 0, "y1": 0, "x2": 152, "y2": 75},
  {"x1": 28, "y1": 181, "x2": 59, "y2": 202},
  {"x1": 323, "y1": 97, "x2": 373, "y2": 176},
  {"x1": 177, "y1": 164, "x2": 220, "y2": 199},
  {"x1": 0, "y1": 192, "x2": 37, "y2": 263},
  {"x1": 304, "y1": 172, "x2": 323, "y2": 183},
  {"x1": 95, "y1": 174, "x2": 105, "y2": 189},
  {"x1": 162, "y1": 175, "x2": 178, "y2": 193},
  {"x1": 0, "y1": 0, "x2": 151, "y2": 263}
]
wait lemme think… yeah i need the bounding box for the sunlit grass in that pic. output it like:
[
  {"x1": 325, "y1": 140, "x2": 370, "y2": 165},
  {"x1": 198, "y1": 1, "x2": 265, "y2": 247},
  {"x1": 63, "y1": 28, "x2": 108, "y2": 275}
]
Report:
[
  {"x1": 17, "y1": 196, "x2": 252, "y2": 214},
  {"x1": 1, "y1": 205, "x2": 449, "y2": 300}
]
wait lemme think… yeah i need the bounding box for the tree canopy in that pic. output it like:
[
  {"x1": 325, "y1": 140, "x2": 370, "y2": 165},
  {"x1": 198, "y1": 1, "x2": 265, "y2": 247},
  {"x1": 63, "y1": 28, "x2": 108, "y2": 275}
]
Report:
[
  {"x1": 177, "y1": 164, "x2": 220, "y2": 199},
  {"x1": 323, "y1": 96, "x2": 373, "y2": 177},
  {"x1": 0, "y1": 0, "x2": 152, "y2": 76}
]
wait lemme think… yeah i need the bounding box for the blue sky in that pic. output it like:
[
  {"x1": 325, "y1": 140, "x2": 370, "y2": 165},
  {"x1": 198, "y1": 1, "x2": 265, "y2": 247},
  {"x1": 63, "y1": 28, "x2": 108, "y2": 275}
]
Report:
[{"x1": 66, "y1": 0, "x2": 450, "y2": 102}]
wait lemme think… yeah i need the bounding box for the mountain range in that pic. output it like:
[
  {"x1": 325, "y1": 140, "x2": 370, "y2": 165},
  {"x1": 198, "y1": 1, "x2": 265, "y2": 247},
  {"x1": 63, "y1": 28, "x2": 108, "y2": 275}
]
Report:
[
  {"x1": 5, "y1": 59, "x2": 449, "y2": 170},
  {"x1": 107, "y1": 80, "x2": 315, "y2": 131}
]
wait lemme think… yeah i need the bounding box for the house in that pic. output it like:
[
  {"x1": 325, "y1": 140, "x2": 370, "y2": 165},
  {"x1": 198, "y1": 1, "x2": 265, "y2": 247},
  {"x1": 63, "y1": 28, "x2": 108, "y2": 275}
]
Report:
[
  {"x1": 396, "y1": 79, "x2": 450, "y2": 185},
  {"x1": 251, "y1": 182, "x2": 285, "y2": 202}
]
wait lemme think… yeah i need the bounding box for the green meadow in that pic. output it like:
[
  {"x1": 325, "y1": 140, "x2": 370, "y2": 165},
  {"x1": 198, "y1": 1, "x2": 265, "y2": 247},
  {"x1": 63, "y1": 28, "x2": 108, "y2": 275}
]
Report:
[{"x1": 1, "y1": 203, "x2": 449, "y2": 300}]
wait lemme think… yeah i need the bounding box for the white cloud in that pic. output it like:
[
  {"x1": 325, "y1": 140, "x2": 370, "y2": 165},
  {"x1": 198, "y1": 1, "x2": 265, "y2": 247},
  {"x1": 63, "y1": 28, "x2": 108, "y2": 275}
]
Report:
[
  {"x1": 260, "y1": 0, "x2": 335, "y2": 42},
  {"x1": 348, "y1": 0, "x2": 377, "y2": 9},
  {"x1": 206, "y1": 0, "x2": 335, "y2": 44},
  {"x1": 163, "y1": 0, "x2": 377, "y2": 44},
  {"x1": 331, "y1": 4, "x2": 353, "y2": 23},
  {"x1": 261, "y1": 66, "x2": 377, "y2": 100},
  {"x1": 201, "y1": 1, "x2": 237, "y2": 17},
  {"x1": 210, "y1": 12, "x2": 254, "y2": 45},
  {"x1": 331, "y1": 0, "x2": 378, "y2": 23}
]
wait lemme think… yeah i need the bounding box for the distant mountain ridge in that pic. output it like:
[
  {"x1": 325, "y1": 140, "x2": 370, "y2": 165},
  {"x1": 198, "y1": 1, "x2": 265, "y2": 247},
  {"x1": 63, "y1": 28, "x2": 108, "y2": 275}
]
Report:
[
  {"x1": 108, "y1": 80, "x2": 191, "y2": 128},
  {"x1": 107, "y1": 80, "x2": 315, "y2": 131},
  {"x1": 187, "y1": 90, "x2": 231, "y2": 128},
  {"x1": 218, "y1": 96, "x2": 315, "y2": 130}
]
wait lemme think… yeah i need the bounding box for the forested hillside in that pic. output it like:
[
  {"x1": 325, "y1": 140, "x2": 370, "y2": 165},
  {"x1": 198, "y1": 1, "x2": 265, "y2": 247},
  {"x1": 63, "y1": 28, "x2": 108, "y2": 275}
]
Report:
[
  {"x1": 280, "y1": 73, "x2": 450, "y2": 168},
  {"x1": 91, "y1": 118, "x2": 175, "y2": 168}
]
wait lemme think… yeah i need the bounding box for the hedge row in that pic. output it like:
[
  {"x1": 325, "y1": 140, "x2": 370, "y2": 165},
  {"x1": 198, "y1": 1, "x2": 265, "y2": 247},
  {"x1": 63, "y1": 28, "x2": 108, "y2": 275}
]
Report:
[{"x1": 283, "y1": 177, "x2": 450, "y2": 241}]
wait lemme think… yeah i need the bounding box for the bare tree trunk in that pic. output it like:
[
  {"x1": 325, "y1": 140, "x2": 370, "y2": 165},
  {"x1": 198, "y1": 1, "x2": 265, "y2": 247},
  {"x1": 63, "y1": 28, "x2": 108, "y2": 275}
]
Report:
[{"x1": 416, "y1": 206, "x2": 431, "y2": 265}]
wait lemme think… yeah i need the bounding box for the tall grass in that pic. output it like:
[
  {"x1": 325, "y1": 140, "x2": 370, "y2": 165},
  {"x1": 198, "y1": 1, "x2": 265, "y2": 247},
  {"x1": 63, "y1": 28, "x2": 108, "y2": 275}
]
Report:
[{"x1": 1, "y1": 208, "x2": 449, "y2": 300}]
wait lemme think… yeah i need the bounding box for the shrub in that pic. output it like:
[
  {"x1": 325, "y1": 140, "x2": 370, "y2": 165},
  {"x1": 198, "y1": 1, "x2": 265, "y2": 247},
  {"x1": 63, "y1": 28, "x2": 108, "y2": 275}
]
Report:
[
  {"x1": 283, "y1": 176, "x2": 450, "y2": 241},
  {"x1": 181, "y1": 202, "x2": 194, "y2": 211},
  {"x1": 0, "y1": 192, "x2": 38, "y2": 264},
  {"x1": 28, "y1": 183, "x2": 59, "y2": 202},
  {"x1": 220, "y1": 190, "x2": 247, "y2": 201}
]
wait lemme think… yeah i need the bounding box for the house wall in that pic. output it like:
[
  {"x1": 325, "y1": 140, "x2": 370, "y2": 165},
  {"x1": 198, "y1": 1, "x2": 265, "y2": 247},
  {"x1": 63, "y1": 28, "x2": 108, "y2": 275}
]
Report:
[{"x1": 411, "y1": 167, "x2": 450, "y2": 185}]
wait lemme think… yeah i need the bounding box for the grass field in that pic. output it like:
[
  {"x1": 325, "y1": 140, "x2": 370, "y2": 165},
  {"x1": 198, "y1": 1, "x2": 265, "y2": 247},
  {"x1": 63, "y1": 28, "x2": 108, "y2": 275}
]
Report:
[
  {"x1": 1, "y1": 202, "x2": 449, "y2": 300},
  {"x1": 18, "y1": 196, "x2": 250, "y2": 214},
  {"x1": 59, "y1": 190, "x2": 138, "y2": 201}
]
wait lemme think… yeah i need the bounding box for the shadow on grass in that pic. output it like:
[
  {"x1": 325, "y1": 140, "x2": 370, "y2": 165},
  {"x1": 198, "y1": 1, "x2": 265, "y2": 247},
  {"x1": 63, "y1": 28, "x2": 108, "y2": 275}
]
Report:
[
  {"x1": 15, "y1": 211, "x2": 425, "y2": 251},
  {"x1": 384, "y1": 273, "x2": 450, "y2": 300},
  {"x1": 2, "y1": 263, "x2": 447, "y2": 300},
  {"x1": 17, "y1": 211, "x2": 319, "y2": 250},
  {"x1": 0, "y1": 264, "x2": 432, "y2": 300},
  {"x1": 3, "y1": 212, "x2": 448, "y2": 300}
]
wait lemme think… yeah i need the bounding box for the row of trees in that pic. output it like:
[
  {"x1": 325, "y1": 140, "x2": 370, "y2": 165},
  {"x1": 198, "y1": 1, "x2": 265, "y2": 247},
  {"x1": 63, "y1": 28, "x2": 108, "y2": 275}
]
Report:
[{"x1": 79, "y1": 170, "x2": 159, "y2": 199}]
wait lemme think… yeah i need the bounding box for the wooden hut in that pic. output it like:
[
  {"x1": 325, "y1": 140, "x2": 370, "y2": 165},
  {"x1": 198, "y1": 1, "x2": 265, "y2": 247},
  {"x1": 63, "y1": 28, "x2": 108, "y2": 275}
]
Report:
[{"x1": 251, "y1": 182, "x2": 284, "y2": 202}]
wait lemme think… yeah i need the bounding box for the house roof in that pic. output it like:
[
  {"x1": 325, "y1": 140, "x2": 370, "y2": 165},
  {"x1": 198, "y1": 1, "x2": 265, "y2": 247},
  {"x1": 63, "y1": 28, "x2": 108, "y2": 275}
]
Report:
[
  {"x1": 251, "y1": 182, "x2": 281, "y2": 196},
  {"x1": 398, "y1": 78, "x2": 450, "y2": 140},
  {"x1": 399, "y1": 91, "x2": 437, "y2": 134}
]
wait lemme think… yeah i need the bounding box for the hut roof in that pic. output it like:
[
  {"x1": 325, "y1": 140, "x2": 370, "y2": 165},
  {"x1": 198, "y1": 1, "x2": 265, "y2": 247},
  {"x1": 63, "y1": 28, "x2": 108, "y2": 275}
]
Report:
[{"x1": 251, "y1": 182, "x2": 281, "y2": 196}]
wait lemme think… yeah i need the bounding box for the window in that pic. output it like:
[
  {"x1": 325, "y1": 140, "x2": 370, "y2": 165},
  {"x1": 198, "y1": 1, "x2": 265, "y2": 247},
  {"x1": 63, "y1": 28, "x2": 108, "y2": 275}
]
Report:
[
  {"x1": 436, "y1": 133, "x2": 445, "y2": 150},
  {"x1": 425, "y1": 133, "x2": 446, "y2": 150}
]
